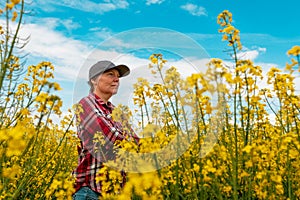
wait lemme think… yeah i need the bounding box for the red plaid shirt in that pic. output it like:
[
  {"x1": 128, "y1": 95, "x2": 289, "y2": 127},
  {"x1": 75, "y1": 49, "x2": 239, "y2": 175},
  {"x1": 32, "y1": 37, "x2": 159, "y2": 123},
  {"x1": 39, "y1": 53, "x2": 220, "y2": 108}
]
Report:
[{"x1": 73, "y1": 93, "x2": 139, "y2": 194}]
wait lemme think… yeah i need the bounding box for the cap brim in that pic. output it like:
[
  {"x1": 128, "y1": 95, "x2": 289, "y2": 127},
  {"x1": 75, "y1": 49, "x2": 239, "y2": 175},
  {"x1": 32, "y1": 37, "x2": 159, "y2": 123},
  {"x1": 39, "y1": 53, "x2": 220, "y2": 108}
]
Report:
[{"x1": 114, "y1": 64, "x2": 130, "y2": 77}]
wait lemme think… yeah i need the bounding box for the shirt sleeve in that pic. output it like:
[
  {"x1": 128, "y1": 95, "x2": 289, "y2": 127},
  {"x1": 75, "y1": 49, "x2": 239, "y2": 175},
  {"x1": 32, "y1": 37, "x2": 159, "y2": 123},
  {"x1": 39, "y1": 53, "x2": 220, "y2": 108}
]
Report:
[
  {"x1": 79, "y1": 97, "x2": 126, "y2": 140},
  {"x1": 96, "y1": 113, "x2": 126, "y2": 143},
  {"x1": 78, "y1": 95, "x2": 141, "y2": 161}
]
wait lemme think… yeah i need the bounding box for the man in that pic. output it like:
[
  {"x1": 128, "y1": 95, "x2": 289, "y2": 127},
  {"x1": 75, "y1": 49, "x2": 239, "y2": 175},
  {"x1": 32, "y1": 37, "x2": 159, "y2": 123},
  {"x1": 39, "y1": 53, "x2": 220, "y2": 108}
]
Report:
[{"x1": 72, "y1": 60, "x2": 139, "y2": 200}]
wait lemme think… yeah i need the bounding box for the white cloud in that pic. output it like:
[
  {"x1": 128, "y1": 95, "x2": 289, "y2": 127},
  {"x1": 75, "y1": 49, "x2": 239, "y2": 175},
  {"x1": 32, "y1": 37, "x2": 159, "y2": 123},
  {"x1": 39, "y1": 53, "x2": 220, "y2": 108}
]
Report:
[
  {"x1": 34, "y1": 0, "x2": 129, "y2": 14},
  {"x1": 258, "y1": 47, "x2": 267, "y2": 52},
  {"x1": 88, "y1": 27, "x2": 114, "y2": 41},
  {"x1": 236, "y1": 47, "x2": 267, "y2": 61},
  {"x1": 237, "y1": 50, "x2": 260, "y2": 60},
  {"x1": 29, "y1": 17, "x2": 81, "y2": 33},
  {"x1": 180, "y1": 3, "x2": 207, "y2": 16},
  {"x1": 12, "y1": 21, "x2": 91, "y2": 79},
  {"x1": 10, "y1": 23, "x2": 211, "y2": 89},
  {"x1": 146, "y1": 0, "x2": 165, "y2": 5},
  {"x1": 60, "y1": 19, "x2": 81, "y2": 31}
]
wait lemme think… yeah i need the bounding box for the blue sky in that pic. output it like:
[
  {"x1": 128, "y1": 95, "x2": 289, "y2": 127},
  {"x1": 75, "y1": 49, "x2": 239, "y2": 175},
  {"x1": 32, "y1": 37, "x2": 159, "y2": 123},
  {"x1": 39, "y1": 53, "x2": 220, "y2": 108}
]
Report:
[{"x1": 8, "y1": 0, "x2": 300, "y2": 111}]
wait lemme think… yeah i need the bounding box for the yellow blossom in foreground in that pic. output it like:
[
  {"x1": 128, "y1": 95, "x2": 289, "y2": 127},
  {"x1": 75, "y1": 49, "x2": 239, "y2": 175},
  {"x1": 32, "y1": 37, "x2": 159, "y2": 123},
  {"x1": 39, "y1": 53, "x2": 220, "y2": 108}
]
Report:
[
  {"x1": 1, "y1": 4, "x2": 300, "y2": 199},
  {"x1": 115, "y1": 172, "x2": 162, "y2": 200}
]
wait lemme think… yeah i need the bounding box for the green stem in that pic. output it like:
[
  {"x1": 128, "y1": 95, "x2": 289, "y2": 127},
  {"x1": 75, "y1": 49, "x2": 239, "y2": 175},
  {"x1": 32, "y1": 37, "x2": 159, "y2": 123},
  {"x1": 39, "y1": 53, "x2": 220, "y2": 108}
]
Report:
[
  {"x1": 230, "y1": 32, "x2": 239, "y2": 200},
  {"x1": 0, "y1": 0, "x2": 25, "y2": 92}
]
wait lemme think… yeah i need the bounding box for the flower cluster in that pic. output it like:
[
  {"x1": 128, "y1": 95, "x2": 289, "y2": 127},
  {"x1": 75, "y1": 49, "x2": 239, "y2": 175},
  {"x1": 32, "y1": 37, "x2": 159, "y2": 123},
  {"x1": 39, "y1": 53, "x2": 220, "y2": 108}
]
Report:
[
  {"x1": 217, "y1": 10, "x2": 242, "y2": 50},
  {"x1": 0, "y1": 3, "x2": 78, "y2": 199},
  {"x1": 105, "y1": 10, "x2": 300, "y2": 200},
  {"x1": 1, "y1": 3, "x2": 300, "y2": 199}
]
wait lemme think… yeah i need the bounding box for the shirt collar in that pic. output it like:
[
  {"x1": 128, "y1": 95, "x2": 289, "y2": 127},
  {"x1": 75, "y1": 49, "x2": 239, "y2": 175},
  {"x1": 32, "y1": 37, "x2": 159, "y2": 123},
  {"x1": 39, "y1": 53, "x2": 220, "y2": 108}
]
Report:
[{"x1": 89, "y1": 93, "x2": 114, "y2": 108}]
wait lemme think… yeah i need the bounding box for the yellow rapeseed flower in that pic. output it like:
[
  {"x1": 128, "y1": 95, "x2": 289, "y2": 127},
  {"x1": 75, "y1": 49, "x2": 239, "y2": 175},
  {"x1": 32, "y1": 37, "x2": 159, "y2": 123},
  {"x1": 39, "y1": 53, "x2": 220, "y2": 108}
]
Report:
[
  {"x1": 6, "y1": 3, "x2": 14, "y2": 10},
  {"x1": 12, "y1": 11, "x2": 18, "y2": 21},
  {"x1": 222, "y1": 25, "x2": 235, "y2": 34},
  {"x1": 287, "y1": 45, "x2": 300, "y2": 56},
  {"x1": 242, "y1": 145, "x2": 253, "y2": 154},
  {"x1": 11, "y1": 0, "x2": 21, "y2": 4}
]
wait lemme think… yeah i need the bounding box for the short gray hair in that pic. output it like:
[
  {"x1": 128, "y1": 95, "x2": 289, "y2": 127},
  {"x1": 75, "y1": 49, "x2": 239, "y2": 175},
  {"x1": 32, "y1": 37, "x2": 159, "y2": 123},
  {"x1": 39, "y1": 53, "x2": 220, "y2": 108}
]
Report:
[{"x1": 88, "y1": 75, "x2": 100, "y2": 93}]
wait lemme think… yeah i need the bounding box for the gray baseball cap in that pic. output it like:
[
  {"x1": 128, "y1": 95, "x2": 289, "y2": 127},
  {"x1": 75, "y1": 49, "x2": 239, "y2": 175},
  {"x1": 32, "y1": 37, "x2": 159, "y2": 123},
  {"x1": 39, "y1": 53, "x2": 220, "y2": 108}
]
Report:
[{"x1": 88, "y1": 60, "x2": 130, "y2": 80}]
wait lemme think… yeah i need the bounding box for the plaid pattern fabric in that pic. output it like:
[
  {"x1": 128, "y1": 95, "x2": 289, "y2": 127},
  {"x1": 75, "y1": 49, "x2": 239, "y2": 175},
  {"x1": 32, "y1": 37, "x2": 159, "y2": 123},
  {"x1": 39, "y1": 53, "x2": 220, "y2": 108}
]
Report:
[{"x1": 73, "y1": 93, "x2": 139, "y2": 194}]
